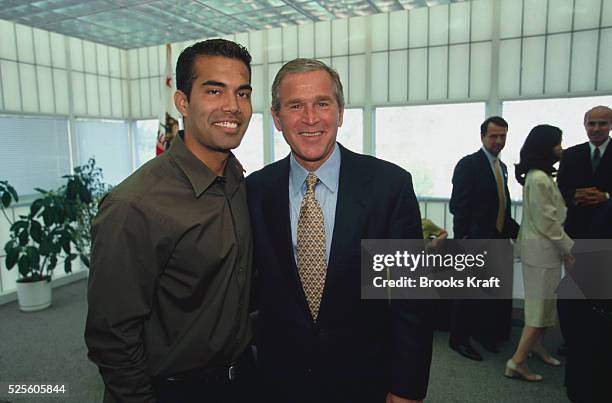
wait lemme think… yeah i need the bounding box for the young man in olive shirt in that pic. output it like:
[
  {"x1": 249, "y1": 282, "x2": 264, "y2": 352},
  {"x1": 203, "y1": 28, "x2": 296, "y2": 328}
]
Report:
[{"x1": 85, "y1": 39, "x2": 254, "y2": 403}]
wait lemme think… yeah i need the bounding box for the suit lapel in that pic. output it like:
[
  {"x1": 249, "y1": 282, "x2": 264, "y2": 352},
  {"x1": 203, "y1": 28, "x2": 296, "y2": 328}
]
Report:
[
  {"x1": 477, "y1": 149, "x2": 498, "y2": 193},
  {"x1": 326, "y1": 145, "x2": 369, "y2": 285},
  {"x1": 261, "y1": 157, "x2": 302, "y2": 289},
  {"x1": 595, "y1": 140, "x2": 612, "y2": 178},
  {"x1": 579, "y1": 143, "x2": 595, "y2": 180}
]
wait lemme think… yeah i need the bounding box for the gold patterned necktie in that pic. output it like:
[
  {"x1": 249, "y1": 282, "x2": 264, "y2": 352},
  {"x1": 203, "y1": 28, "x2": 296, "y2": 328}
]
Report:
[
  {"x1": 494, "y1": 157, "x2": 505, "y2": 233},
  {"x1": 297, "y1": 173, "x2": 327, "y2": 321}
]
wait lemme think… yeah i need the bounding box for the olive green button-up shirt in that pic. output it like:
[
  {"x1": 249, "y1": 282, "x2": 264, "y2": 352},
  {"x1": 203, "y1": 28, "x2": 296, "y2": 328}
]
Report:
[{"x1": 85, "y1": 132, "x2": 253, "y2": 403}]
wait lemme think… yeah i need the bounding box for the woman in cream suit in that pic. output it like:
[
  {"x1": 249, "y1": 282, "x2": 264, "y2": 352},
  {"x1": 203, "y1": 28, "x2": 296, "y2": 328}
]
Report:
[{"x1": 506, "y1": 125, "x2": 575, "y2": 381}]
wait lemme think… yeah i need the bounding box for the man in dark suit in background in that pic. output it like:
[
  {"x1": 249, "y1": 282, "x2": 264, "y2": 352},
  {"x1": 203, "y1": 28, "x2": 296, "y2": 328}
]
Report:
[
  {"x1": 557, "y1": 105, "x2": 612, "y2": 403},
  {"x1": 448, "y1": 116, "x2": 520, "y2": 361},
  {"x1": 247, "y1": 58, "x2": 432, "y2": 403}
]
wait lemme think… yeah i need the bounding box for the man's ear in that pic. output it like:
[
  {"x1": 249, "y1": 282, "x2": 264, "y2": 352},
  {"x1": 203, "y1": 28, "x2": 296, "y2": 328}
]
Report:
[
  {"x1": 338, "y1": 107, "x2": 344, "y2": 128},
  {"x1": 174, "y1": 90, "x2": 189, "y2": 117},
  {"x1": 271, "y1": 107, "x2": 282, "y2": 131}
]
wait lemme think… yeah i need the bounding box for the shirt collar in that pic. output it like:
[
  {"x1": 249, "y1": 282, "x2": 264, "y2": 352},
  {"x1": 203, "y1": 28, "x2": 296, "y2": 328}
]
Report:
[
  {"x1": 168, "y1": 131, "x2": 243, "y2": 197},
  {"x1": 589, "y1": 137, "x2": 610, "y2": 156},
  {"x1": 481, "y1": 146, "x2": 501, "y2": 165},
  {"x1": 289, "y1": 142, "x2": 341, "y2": 197}
]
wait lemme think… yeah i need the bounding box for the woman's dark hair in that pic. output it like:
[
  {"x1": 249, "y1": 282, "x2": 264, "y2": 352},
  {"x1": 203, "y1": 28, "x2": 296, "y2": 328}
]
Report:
[{"x1": 515, "y1": 124, "x2": 562, "y2": 186}]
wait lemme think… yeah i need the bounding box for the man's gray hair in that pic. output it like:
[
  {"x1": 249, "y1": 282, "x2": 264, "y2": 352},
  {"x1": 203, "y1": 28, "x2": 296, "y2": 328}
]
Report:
[{"x1": 271, "y1": 58, "x2": 345, "y2": 113}]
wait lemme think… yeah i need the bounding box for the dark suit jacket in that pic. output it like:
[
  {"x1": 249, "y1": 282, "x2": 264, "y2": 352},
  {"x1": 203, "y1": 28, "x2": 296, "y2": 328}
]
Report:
[
  {"x1": 246, "y1": 144, "x2": 433, "y2": 403},
  {"x1": 557, "y1": 141, "x2": 612, "y2": 239},
  {"x1": 449, "y1": 149, "x2": 519, "y2": 239}
]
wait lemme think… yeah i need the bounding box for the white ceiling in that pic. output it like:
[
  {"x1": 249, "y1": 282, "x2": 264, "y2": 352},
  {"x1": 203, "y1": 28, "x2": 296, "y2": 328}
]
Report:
[{"x1": 0, "y1": 0, "x2": 469, "y2": 49}]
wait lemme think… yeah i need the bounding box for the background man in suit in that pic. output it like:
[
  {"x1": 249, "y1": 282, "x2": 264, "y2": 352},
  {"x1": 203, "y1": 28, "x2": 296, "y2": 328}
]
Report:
[
  {"x1": 247, "y1": 59, "x2": 432, "y2": 403},
  {"x1": 557, "y1": 105, "x2": 612, "y2": 403},
  {"x1": 448, "y1": 116, "x2": 520, "y2": 361}
]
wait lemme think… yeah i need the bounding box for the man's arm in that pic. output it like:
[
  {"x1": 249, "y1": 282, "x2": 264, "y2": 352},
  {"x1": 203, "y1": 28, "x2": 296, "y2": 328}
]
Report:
[
  {"x1": 85, "y1": 198, "x2": 166, "y2": 403},
  {"x1": 449, "y1": 157, "x2": 474, "y2": 239},
  {"x1": 388, "y1": 173, "x2": 433, "y2": 402}
]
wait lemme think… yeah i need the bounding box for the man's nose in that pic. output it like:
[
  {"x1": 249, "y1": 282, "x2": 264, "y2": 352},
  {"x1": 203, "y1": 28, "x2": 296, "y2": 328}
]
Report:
[
  {"x1": 302, "y1": 105, "x2": 319, "y2": 124},
  {"x1": 222, "y1": 94, "x2": 239, "y2": 113}
]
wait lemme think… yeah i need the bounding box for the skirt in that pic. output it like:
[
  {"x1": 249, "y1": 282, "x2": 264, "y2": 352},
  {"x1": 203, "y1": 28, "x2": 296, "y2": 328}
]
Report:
[{"x1": 522, "y1": 262, "x2": 562, "y2": 327}]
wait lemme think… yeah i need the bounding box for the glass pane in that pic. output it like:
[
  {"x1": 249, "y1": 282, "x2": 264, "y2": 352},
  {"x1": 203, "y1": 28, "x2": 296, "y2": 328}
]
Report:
[
  {"x1": 429, "y1": 5, "x2": 449, "y2": 46},
  {"x1": 331, "y1": 19, "x2": 348, "y2": 55},
  {"x1": 274, "y1": 126, "x2": 290, "y2": 162},
  {"x1": 315, "y1": 21, "x2": 331, "y2": 58},
  {"x1": 348, "y1": 16, "x2": 366, "y2": 54},
  {"x1": 448, "y1": 44, "x2": 469, "y2": 99},
  {"x1": 371, "y1": 13, "x2": 389, "y2": 52},
  {"x1": 282, "y1": 25, "x2": 298, "y2": 61},
  {"x1": 133, "y1": 119, "x2": 158, "y2": 169},
  {"x1": 338, "y1": 108, "x2": 363, "y2": 154},
  {"x1": 524, "y1": 0, "x2": 547, "y2": 36},
  {"x1": 521, "y1": 36, "x2": 546, "y2": 95},
  {"x1": 233, "y1": 113, "x2": 264, "y2": 175},
  {"x1": 376, "y1": 103, "x2": 486, "y2": 198},
  {"x1": 75, "y1": 119, "x2": 131, "y2": 185},
  {"x1": 428, "y1": 46, "x2": 448, "y2": 100},
  {"x1": 19, "y1": 63, "x2": 38, "y2": 113},
  {"x1": 389, "y1": 10, "x2": 408, "y2": 50},
  {"x1": 389, "y1": 50, "x2": 408, "y2": 103},
  {"x1": 0, "y1": 116, "x2": 70, "y2": 195},
  {"x1": 570, "y1": 30, "x2": 598, "y2": 92},
  {"x1": 298, "y1": 23, "x2": 315, "y2": 58},
  {"x1": 545, "y1": 33, "x2": 571, "y2": 93}
]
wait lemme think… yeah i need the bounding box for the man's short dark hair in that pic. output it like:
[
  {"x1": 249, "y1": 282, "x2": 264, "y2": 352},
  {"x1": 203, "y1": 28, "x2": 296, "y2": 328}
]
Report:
[
  {"x1": 480, "y1": 116, "x2": 508, "y2": 137},
  {"x1": 175, "y1": 39, "x2": 252, "y2": 101}
]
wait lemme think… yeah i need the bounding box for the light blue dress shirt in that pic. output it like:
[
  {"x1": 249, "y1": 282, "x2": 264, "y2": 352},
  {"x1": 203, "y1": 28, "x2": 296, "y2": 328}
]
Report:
[
  {"x1": 289, "y1": 143, "x2": 341, "y2": 263},
  {"x1": 482, "y1": 147, "x2": 507, "y2": 208}
]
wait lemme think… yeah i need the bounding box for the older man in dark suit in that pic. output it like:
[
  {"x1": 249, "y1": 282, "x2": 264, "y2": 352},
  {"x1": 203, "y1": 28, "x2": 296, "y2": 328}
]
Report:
[
  {"x1": 247, "y1": 59, "x2": 432, "y2": 403},
  {"x1": 448, "y1": 116, "x2": 520, "y2": 361},
  {"x1": 557, "y1": 105, "x2": 612, "y2": 403}
]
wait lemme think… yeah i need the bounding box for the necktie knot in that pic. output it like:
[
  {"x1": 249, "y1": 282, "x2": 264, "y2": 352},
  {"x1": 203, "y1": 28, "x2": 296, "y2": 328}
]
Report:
[{"x1": 305, "y1": 173, "x2": 318, "y2": 192}]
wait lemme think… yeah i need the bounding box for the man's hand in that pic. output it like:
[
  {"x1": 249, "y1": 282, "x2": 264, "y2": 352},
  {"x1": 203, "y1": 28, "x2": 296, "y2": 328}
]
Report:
[
  {"x1": 426, "y1": 230, "x2": 448, "y2": 252},
  {"x1": 386, "y1": 393, "x2": 422, "y2": 403},
  {"x1": 575, "y1": 187, "x2": 608, "y2": 205},
  {"x1": 563, "y1": 254, "x2": 576, "y2": 270}
]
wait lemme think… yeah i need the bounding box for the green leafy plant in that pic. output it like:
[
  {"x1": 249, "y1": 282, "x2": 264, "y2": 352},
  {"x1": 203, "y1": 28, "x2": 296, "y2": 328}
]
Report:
[
  {"x1": 2, "y1": 158, "x2": 110, "y2": 283},
  {"x1": 1, "y1": 180, "x2": 19, "y2": 216}
]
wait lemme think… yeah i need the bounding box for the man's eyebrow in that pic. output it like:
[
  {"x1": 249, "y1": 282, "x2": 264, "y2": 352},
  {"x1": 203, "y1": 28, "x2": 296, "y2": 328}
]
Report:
[
  {"x1": 201, "y1": 81, "x2": 252, "y2": 92},
  {"x1": 202, "y1": 80, "x2": 226, "y2": 87}
]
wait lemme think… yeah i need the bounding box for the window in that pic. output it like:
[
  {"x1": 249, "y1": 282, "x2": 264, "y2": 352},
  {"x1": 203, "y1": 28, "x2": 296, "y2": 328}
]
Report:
[
  {"x1": 376, "y1": 103, "x2": 486, "y2": 198},
  {"x1": 75, "y1": 119, "x2": 131, "y2": 186},
  {"x1": 0, "y1": 115, "x2": 71, "y2": 195},
  {"x1": 133, "y1": 119, "x2": 158, "y2": 169},
  {"x1": 502, "y1": 95, "x2": 612, "y2": 200},
  {"x1": 233, "y1": 113, "x2": 264, "y2": 175},
  {"x1": 273, "y1": 108, "x2": 364, "y2": 161}
]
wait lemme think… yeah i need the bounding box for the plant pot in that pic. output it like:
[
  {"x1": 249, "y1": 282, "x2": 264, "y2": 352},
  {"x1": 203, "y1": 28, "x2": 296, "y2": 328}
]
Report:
[{"x1": 15, "y1": 279, "x2": 52, "y2": 312}]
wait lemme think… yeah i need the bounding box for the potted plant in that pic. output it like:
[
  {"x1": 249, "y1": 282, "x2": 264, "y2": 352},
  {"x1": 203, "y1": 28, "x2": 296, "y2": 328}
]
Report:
[{"x1": 2, "y1": 158, "x2": 109, "y2": 311}]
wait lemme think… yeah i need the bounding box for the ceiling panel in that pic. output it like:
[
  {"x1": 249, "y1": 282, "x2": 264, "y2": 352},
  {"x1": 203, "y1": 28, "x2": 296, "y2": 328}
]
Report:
[{"x1": 0, "y1": 0, "x2": 469, "y2": 49}]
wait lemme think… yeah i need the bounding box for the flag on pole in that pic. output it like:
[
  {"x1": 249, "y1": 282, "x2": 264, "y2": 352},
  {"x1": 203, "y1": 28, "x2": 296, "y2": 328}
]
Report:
[{"x1": 156, "y1": 44, "x2": 178, "y2": 156}]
